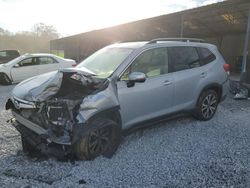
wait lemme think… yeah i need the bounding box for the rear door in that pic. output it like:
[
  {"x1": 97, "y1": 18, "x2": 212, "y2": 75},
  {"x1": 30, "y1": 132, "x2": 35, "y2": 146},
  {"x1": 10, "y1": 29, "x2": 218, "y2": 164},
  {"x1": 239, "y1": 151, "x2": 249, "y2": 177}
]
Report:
[
  {"x1": 117, "y1": 47, "x2": 174, "y2": 128},
  {"x1": 37, "y1": 56, "x2": 61, "y2": 74},
  {"x1": 11, "y1": 57, "x2": 39, "y2": 82},
  {"x1": 168, "y1": 46, "x2": 204, "y2": 110}
]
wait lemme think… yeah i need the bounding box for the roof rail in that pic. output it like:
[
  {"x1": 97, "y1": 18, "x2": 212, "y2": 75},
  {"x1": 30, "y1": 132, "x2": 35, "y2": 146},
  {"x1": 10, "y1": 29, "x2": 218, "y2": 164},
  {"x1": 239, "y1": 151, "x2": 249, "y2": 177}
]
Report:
[{"x1": 147, "y1": 38, "x2": 205, "y2": 44}]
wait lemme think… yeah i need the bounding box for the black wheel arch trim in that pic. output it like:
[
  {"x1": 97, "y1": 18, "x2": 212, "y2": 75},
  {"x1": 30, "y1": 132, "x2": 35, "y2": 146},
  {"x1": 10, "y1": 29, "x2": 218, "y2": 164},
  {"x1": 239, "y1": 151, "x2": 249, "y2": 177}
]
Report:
[
  {"x1": 87, "y1": 106, "x2": 122, "y2": 126},
  {"x1": 0, "y1": 72, "x2": 12, "y2": 82},
  {"x1": 197, "y1": 83, "x2": 222, "y2": 105},
  {"x1": 72, "y1": 106, "x2": 121, "y2": 144}
]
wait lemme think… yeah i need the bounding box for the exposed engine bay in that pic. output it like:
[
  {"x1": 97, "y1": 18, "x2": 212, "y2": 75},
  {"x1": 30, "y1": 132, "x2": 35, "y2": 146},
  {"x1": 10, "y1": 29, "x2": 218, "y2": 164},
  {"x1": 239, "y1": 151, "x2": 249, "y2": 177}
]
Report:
[
  {"x1": 6, "y1": 68, "x2": 119, "y2": 158},
  {"x1": 22, "y1": 96, "x2": 83, "y2": 145}
]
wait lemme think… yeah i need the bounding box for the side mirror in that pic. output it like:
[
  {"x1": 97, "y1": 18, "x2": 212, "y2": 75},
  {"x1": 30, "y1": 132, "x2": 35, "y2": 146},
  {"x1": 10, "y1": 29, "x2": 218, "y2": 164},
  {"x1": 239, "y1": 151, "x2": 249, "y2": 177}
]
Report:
[
  {"x1": 128, "y1": 72, "x2": 146, "y2": 82},
  {"x1": 127, "y1": 72, "x2": 146, "y2": 87},
  {"x1": 13, "y1": 64, "x2": 20, "y2": 68}
]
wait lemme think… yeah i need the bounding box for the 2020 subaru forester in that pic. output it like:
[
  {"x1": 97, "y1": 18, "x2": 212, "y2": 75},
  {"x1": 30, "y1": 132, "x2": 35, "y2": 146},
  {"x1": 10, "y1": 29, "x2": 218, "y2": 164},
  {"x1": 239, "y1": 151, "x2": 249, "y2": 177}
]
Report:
[{"x1": 6, "y1": 38, "x2": 229, "y2": 160}]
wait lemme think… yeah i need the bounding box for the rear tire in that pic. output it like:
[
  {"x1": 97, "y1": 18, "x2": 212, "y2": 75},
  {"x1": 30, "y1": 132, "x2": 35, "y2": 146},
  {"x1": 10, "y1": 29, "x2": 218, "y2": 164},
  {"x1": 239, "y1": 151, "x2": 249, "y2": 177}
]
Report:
[
  {"x1": 74, "y1": 118, "x2": 121, "y2": 160},
  {"x1": 193, "y1": 90, "x2": 218, "y2": 121}
]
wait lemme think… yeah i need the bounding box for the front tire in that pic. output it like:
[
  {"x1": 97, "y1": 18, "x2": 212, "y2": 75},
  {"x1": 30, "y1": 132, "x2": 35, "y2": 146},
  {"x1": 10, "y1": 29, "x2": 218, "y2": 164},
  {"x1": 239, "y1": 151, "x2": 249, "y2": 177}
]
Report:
[
  {"x1": 194, "y1": 90, "x2": 218, "y2": 121},
  {"x1": 21, "y1": 135, "x2": 35, "y2": 154},
  {"x1": 0, "y1": 73, "x2": 12, "y2": 85},
  {"x1": 74, "y1": 118, "x2": 121, "y2": 160}
]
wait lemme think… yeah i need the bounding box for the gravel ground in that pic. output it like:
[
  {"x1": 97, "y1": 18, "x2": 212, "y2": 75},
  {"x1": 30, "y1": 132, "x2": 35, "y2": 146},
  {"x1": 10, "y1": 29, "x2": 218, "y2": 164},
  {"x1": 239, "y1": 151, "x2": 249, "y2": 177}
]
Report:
[{"x1": 1, "y1": 85, "x2": 250, "y2": 187}]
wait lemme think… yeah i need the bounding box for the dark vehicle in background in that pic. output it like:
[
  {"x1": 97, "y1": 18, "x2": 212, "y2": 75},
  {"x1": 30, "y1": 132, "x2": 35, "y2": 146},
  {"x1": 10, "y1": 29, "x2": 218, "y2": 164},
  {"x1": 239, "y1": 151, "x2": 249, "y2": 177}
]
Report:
[{"x1": 0, "y1": 50, "x2": 20, "y2": 64}]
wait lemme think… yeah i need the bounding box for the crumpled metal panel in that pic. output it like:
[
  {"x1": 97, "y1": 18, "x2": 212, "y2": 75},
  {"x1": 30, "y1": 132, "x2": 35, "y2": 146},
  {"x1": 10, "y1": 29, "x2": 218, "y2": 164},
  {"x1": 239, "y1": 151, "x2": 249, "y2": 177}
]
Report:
[
  {"x1": 12, "y1": 71, "x2": 63, "y2": 102},
  {"x1": 77, "y1": 80, "x2": 119, "y2": 123},
  {"x1": 11, "y1": 67, "x2": 119, "y2": 128},
  {"x1": 25, "y1": 71, "x2": 63, "y2": 102},
  {"x1": 12, "y1": 67, "x2": 96, "y2": 102}
]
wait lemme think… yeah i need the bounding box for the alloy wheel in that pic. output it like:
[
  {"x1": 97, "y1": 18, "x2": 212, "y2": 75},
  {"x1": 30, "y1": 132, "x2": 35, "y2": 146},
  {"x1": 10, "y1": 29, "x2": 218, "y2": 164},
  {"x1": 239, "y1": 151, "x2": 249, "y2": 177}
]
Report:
[
  {"x1": 201, "y1": 94, "x2": 217, "y2": 119},
  {"x1": 88, "y1": 126, "x2": 111, "y2": 157}
]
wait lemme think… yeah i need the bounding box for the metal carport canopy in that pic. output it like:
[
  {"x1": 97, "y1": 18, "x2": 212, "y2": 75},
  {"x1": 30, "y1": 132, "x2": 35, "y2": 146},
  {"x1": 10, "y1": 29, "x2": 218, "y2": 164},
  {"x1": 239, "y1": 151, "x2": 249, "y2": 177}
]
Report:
[{"x1": 51, "y1": 0, "x2": 250, "y2": 46}]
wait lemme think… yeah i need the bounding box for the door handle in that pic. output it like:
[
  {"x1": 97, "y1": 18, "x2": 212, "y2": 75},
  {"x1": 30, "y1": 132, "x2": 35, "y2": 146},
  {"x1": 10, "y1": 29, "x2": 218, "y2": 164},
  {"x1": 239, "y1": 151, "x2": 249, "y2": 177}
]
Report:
[
  {"x1": 200, "y1": 72, "x2": 207, "y2": 78},
  {"x1": 163, "y1": 80, "x2": 172, "y2": 86}
]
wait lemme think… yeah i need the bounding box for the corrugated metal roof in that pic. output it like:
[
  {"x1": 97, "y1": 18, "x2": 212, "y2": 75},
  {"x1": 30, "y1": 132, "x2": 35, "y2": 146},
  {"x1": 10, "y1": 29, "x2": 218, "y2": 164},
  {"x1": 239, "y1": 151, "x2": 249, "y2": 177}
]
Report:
[
  {"x1": 50, "y1": 0, "x2": 250, "y2": 63},
  {"x1": 51, "y1": 0, "x2": 250, "y2": 47}
]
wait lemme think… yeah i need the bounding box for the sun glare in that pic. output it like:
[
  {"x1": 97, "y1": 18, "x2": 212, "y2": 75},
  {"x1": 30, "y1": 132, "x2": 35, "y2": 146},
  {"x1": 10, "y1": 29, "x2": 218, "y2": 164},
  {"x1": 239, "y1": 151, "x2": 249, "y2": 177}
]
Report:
[{"x1": 0, "y1": 0, "x2": 223, "y2": 36}]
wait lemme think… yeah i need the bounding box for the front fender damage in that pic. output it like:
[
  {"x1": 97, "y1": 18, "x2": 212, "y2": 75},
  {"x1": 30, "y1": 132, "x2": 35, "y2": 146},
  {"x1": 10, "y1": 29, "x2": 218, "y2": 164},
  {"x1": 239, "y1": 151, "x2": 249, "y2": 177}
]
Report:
[
  {"x1": 7, "y1": 69, "x2": 120, "y2": 158},
  {"x1": 77, "y1": 81, "x2": 120, "y2": 123}
]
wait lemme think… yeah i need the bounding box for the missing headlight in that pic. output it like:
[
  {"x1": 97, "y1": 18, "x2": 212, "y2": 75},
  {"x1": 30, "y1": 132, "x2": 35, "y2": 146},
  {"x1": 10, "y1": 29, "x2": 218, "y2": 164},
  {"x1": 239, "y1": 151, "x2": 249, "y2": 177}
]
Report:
[
  {"x1": 47, "y1": 105, "x2": 66, "y2": 125},
  {"x1": 46, "y1": 101, "x2": 72, "y2": 135}
]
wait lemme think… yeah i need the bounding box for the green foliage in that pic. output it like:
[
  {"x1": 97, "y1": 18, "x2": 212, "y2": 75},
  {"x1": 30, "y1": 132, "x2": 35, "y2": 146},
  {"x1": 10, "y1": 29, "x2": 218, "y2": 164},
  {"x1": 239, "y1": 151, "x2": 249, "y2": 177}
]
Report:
[
  {"x1": 32, "y1": 23, "x2": 59, "y2": 38},
  {"x1": 0, "y1": 23, "x2": 59, "y2": 54}
]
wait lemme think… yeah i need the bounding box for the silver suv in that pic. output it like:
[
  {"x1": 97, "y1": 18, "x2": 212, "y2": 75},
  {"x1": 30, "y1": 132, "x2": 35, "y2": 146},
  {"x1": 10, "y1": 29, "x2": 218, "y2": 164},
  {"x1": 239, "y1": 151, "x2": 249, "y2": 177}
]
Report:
[{"x1": 6, "y1": 38, "x2": 229, "y2": 160}]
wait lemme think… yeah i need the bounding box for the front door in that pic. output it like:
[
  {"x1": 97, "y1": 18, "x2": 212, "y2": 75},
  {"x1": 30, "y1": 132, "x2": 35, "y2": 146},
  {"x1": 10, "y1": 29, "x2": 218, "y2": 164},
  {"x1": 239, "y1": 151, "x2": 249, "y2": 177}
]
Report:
[
  {"x1": 117, "y1": 47, "x2": 174, "y2": 129},
  {"x1": 11, "y1": 57, "x2": 39, "y2": 82}
]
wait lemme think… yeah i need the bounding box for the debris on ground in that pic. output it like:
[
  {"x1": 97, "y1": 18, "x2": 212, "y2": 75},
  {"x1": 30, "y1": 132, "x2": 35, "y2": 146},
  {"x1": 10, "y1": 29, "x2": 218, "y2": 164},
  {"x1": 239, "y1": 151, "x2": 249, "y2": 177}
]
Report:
[{"x1": 1, "y1": 85, "x2": 250, "y2": 187}]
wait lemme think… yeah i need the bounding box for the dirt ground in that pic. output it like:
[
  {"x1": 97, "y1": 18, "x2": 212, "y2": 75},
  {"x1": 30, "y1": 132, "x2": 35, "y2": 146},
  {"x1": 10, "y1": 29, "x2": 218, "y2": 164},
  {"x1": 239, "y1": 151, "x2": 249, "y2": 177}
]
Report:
[{"x1": 1, "y1": 85, "x2": 250, "y2": 187}]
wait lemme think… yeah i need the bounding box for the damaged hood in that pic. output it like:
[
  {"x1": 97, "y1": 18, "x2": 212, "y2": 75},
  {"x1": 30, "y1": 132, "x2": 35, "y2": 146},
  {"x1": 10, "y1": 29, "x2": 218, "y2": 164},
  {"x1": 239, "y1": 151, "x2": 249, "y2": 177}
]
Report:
[{"x1": 12, "y1": 67, "x2": 97, "y2": 102}]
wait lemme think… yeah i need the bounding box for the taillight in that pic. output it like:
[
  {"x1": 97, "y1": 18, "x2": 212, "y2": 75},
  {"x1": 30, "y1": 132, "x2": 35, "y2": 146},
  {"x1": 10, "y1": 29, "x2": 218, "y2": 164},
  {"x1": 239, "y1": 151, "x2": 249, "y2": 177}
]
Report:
[
  {"x1": 223, "y1": 63, "x2": 230, "y2": 74},
  {"x1": 72, "y1": 64, "x2": 77, "y2": 67}
]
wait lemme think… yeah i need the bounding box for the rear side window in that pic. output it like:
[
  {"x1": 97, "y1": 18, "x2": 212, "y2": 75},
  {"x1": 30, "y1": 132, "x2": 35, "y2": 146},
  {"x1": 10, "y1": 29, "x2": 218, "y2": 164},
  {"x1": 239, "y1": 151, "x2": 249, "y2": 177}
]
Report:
[
  {"x1": 168, "y1": 46, "x2": 200, "y2": 72},
  {"x1": 198, "y1": 47, "x2": 216, "y2": 65},
  {"x1": 19, "y1": 57, "x2": 39, "y2": 66},
  {"x1": 39, "y1": 57, "x2": 57, "y2": 65}
]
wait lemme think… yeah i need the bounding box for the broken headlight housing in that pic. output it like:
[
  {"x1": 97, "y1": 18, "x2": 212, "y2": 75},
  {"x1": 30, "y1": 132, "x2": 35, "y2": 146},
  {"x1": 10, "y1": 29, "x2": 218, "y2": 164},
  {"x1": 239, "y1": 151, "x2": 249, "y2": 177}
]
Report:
[{"x1": 45, "y1": 100, "x2": 74, "y2": 137}]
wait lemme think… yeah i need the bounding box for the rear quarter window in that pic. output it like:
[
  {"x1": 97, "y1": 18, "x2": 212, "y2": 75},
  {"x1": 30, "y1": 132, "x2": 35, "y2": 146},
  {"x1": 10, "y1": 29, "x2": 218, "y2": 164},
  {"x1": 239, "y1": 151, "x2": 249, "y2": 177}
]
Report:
[
  {"x1": 198, "y1": 47, "x2": 216, "y2": 65},
  {"x1": 168, "y1": 46, "x2": 200, "y2": 72}
]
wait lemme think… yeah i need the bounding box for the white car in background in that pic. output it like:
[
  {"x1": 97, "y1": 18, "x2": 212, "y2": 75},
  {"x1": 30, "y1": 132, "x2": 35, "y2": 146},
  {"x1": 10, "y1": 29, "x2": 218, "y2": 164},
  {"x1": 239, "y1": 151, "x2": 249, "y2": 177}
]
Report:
[{"x1": 0, "y1": 53, "x2": 76, "y2": 84}]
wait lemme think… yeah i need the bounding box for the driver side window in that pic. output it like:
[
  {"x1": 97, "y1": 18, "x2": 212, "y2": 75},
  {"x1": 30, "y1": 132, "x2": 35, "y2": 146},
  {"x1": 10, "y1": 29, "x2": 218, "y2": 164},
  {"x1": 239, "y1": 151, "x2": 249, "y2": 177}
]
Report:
[
  {"x1": 18, "y1": 57, "x2": 38, "y2": 67},
  {"x1": 121, "y1": 47, "x2": 169, "y2": 80}
]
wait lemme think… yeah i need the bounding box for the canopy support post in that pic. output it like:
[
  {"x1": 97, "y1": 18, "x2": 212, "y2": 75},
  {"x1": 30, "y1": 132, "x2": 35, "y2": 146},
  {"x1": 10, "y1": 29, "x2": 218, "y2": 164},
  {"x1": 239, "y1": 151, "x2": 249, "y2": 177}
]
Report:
[{"x1": 240, "y1": 9, "x2": 250, "y2": 83}]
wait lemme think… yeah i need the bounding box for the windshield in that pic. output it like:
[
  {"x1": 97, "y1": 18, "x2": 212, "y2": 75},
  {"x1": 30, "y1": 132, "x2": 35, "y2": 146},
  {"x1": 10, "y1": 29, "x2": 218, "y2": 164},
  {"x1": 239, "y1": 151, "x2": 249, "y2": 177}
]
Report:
[
  {"x1": 3, "y1": 56, "x2": 24, "y2": 66},
  {"x1": 77, "y1": 47, "x2": 133, "y2": 78}
]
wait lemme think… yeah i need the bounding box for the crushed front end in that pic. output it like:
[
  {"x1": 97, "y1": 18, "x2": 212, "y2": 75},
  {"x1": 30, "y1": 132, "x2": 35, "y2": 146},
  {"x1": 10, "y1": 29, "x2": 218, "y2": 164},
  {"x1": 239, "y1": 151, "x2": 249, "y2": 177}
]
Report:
[{"x1": 6, "y1": 68, "x2": 119, "y2": 158}]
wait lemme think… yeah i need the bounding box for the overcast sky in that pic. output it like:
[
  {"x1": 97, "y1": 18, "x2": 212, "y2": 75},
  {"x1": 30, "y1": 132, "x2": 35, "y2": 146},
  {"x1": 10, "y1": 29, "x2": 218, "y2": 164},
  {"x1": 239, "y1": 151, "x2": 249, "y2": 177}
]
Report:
[{"x1": 0, "y1": 0, "x2": 223, "y2": 36}]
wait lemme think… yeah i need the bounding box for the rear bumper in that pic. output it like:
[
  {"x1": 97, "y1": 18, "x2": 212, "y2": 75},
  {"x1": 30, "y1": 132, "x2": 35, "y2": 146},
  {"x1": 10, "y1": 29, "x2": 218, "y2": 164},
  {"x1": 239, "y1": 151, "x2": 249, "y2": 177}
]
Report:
[
  {"x1": 220, "y1": 79, "x2": 229, "y2": 102},
  {"x1": 220, "y1": 93, "x2": 227, "y2": 102}
]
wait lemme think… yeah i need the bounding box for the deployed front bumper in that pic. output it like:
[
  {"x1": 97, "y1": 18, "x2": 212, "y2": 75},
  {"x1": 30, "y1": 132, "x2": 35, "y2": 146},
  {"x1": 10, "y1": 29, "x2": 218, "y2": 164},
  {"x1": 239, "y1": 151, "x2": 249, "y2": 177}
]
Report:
[
  {"x1": 10, "y1": 111, "x2": 75, "y2": 158},
  {"x1": 6, "y1": 92, "x2": 99, "y2": 158},
  {"x1": 13, "y1": 120, "x2": 72, "y2": 158},
  {"x1": 12, "y1": 111, "x2": 47, "y2": 136}
]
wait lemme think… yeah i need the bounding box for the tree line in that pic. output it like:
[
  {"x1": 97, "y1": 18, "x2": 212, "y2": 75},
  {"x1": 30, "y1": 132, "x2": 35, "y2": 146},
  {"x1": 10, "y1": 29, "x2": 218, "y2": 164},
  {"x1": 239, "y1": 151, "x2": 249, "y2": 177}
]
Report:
[{"x1": 0, "y1": 23, "x2": 59, "y2": 54}]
